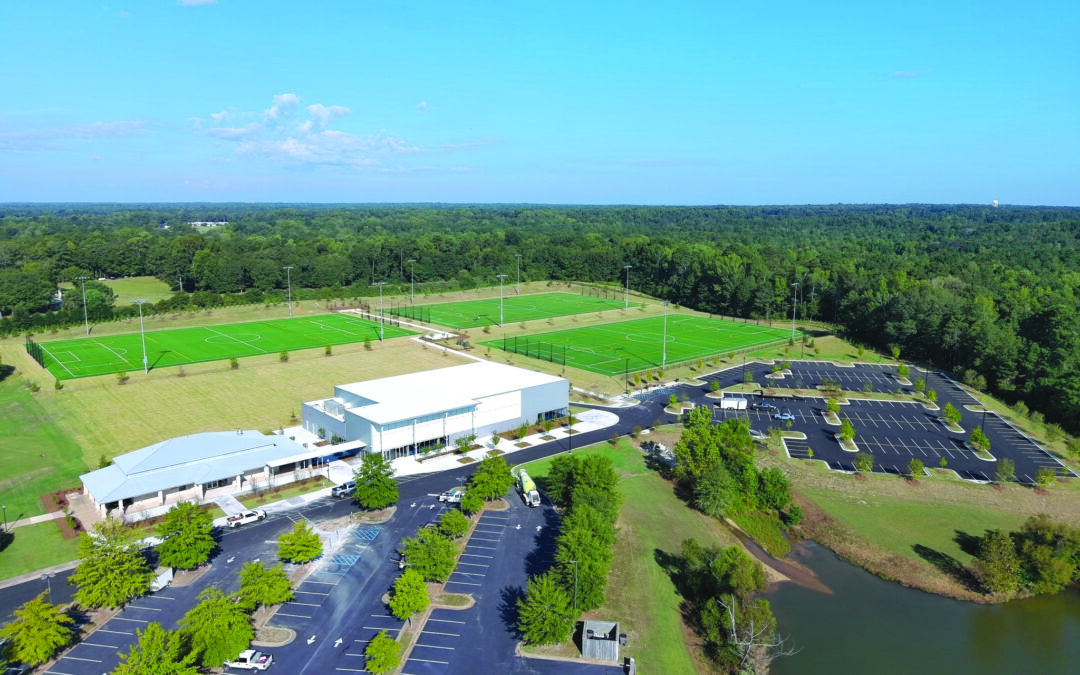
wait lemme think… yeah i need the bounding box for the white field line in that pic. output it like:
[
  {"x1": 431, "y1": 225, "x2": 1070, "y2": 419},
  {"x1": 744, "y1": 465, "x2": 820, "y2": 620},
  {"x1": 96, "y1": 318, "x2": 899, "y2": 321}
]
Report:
[
  {"x1": 204, "y1": 326, "x2": 267, "y2": 353},
  {"x1": 38, "y1": 344, "x2": 76, "y2": 377}
]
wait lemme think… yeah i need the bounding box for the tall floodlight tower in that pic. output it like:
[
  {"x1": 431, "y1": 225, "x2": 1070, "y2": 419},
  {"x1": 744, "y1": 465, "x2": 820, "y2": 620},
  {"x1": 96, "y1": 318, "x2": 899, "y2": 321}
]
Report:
[
  {"x1": 133, "y1": 299, "x2": 149, "y2": 374},
  {"x1": 283, "y1": 266, "x2": 295, "y2": 317},
  {"x1": 497, "y1": 274, "x2": 508, "y2": 326},
  {"x1": 408, "y1": 259, "x2": 416, "y2": 304},
  {"x1": 373, "y1": 282, "x2": 387, "y2": 341},
  {"x1": 515, "y1": 254, "x2": 522, "y2": 294},
  {"x1": 791, "y1": 282, "x2": 800, "y2": 340},
  {"x1": 76, "y1": 276, "x2": 91, "y2": 336},
  {"x1": 662, "y1": 301, "x2": 669, "y2": 368},
  {"x1": 623, "y1": 265, "x2": 633, "y2": 309}
]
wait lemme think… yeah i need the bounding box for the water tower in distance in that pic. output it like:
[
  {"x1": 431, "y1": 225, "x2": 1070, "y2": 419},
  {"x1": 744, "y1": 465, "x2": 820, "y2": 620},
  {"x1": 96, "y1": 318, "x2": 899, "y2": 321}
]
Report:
[{"x1": 992, "y1": 199, "x2": 999, "y2": 208}]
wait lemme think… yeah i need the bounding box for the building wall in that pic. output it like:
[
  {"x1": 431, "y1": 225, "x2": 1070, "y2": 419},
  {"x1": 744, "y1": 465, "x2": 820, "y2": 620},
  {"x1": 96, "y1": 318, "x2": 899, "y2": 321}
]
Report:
[{"x1": 302, "y1": 403, "x2": 346, "y2": 440}]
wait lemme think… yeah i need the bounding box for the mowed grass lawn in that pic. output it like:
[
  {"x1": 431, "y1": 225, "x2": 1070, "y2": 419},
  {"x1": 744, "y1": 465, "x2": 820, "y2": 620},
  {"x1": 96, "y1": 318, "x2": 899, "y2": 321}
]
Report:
[
  {"x1": 60, "y1": 276, "x2": 174, "y2": 306},
  {"x1": 0, "y1": 521, "x2": 81, "y2": 581},
  {"x1": 483, "y1": 313, "x2": 790, "y2": 375},
  {"x1": 38, "y1": 313, "x2": 413, "y2": 379},
  {"x1": 0, "y1": 374, "x2": 87, "y2": 518},
  {"x1": 519, "y1": 438, "x2": 737, "y2": 673},
  {"x1": 389, "y1": 292, "x2": 629, "y2": 329},
  {"x1": 801, "y1": 487, "x2": 1028, "y2": 566}
]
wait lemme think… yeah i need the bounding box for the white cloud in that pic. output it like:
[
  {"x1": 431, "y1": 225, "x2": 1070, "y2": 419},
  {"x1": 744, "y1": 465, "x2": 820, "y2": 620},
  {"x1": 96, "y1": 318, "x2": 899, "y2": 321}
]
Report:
[
  {"x1": 416, "y1": 101, "x2": 428, "y2": 111},
  {"x1": 264, "y1": 93, "x2": 300, "y2": 121},
  {"x1": 305, "y1": 104, "x2": 350, "y2": 131},
  {"x1": 210, "y1": 109, "x2": 231, "y2": 123}
]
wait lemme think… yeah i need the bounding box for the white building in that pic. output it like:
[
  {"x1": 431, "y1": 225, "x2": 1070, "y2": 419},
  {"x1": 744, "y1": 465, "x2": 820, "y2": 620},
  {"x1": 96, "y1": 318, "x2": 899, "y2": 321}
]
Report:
[
  {"x1": 301, "y1": 361, "x2": 569, "y2": 459},
  {"x1": 80, "y1": 430, "x2": 346, "y2": 519}
]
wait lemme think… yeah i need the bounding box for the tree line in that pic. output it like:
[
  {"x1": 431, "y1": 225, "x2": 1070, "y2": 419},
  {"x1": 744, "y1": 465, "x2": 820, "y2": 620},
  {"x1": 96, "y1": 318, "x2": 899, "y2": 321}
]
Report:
[{"x1": 2, "y1": 203, "x2": 1079, "y2": 432}]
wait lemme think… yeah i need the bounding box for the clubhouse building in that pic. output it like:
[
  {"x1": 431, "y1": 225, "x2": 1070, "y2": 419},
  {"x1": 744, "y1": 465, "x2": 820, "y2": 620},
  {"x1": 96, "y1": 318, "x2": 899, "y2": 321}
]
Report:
[
  {"x1": 80, "y1": 430, "x2": 347, "y2": 519},
  {"x1": 301, "y1": 361, "x2": 569, "y2": 459}
]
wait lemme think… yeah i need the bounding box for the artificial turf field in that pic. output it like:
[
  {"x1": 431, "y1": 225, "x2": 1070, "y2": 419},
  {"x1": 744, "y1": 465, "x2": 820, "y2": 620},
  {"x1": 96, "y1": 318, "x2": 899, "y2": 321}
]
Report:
[
  {"x1": 387, "y1": 291, "x2": 631, "y2": 329},
  {"x1": 35, "y1": 313, "x2": 414, "y2": 379},
  {"x1": 481, "y1": 314, "x2": 790, "y2": 375}
]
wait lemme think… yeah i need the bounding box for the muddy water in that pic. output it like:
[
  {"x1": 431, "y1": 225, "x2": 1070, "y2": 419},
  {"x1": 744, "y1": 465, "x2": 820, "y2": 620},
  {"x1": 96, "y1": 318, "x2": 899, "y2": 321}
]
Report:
[{"x1": 766, "y1": 542, "x2": 1080, "y2": 674}]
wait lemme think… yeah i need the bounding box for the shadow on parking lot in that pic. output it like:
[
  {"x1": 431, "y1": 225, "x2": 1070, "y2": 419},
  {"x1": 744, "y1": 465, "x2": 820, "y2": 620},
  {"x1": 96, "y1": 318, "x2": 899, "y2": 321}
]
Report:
[
  {"x1": 498, "y1": 585, "x2": 526, "y2": 638},
  {"x1": 524, "y1": 508, "x2": 561, "y2": 578}
]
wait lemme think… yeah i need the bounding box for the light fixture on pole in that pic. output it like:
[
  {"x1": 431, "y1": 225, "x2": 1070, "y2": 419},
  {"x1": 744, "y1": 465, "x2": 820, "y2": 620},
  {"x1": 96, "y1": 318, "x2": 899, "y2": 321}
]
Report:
[
  {"x1": 408, "y1": 259, "x2": 416, "y2": 304},
  {"x1": 623, "y1": 265, "x2": 632, "y2": 309},
  {"x1": 41, "y1": 573, "x2": 56, "y2": 599},
  {"x1": 496, "y1": 274, "x2": 508, "y2": 326},
  {"x1": 76, "y1": 276, "x2": 91, "y2": 336},
  {"x1": 791, "y1": 282, "x2": 800, "y2": 340},
  {"x1": 373, "y1": 282, "x2": 387, "y2": 341},
  {"x1": 1, "y1": 504, "x2": 6, "y2": 532},
  {"x1": 282, "y1": 264, "x2": 295, "y2": 317},
  {"x1": 515, "y1": 254, "x2": 522, "y2": 294},
  {"x1": 662, "y1": 301, "x2": 669, "y2": 369},
  {"x1": 133, "y1": 299, "x2": 149, "y2": 374}
]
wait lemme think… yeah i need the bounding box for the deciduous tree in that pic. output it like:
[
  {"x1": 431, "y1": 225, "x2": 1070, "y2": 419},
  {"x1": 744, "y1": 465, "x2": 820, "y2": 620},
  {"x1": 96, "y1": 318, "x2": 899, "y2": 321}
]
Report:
[
  {"x1": 364, "y1": 631, "x2": 401, "y2": 675},
  {"x1": 277, "y1": 521, "x2": 323, "y2": 564},
  {"x1": 113, "y1": 622, "x2": 198, "y2": 675},
  {"x1": 468, "y1": 456, "x2": 513, "y2": 500},
  {"x1": 71, "y1": 519, "x2": 154, "y2": 609},
  {"x1": 907, "y1": 458, "x2": 924, "y2": 479},
  {"x1": 517, "y1": 573, "x2": 575, "y2": 645},
  {"x1": 155, "y1": 501, "x2": 215, "y2": 570},
  {"x1": 353, "y1": 452, "x2": 398, "y2": 510},
  {"x1": 438, "y1": 509, "x2": 469, "y2": 539},
  {"x1": 389, "y1": 569, "x2": 429, "y2": 626},
  {"x1": 236, "y1": 562, "x2": 294, "y2": 611},
  {"x1": 0, "y1": 592, "x2": 72, "y2": 666},
  {"x1": 400, "y1": 531, "x2": 457, "y2": 582},
  {"x1": 974, "y1": 529, "x2": 1021, "y2": 594},
  {"x1": 995, "y1": 458, "x2": 1016, "y2": 484},
  {"x1": 854, "y1": 452, "x2": 874, "y2": 473},
  {"x1": 178, "y1": 587, "x2": 253, "y2": 669}
]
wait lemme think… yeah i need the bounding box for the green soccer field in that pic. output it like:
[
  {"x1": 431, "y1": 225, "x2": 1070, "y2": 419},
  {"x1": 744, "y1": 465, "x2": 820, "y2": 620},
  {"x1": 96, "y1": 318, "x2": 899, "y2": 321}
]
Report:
[
  {"x1": 480, "y1": 314, "x2": 790, "y2": 375},
  {"x1": 34, "y1": 313, "x2": 414, "y2": 380},
  {"x1": 387, "y1": 292, "x2": 632, "y2": 329}
]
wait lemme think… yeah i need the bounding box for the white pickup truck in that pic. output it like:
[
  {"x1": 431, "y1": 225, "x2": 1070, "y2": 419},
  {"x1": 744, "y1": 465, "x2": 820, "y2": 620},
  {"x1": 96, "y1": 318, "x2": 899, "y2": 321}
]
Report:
[
  {"x1": 225, "y1": 649, "x2": 273, "y2": 670},
  {"x1": 226, "y1": 510, "x2": 267, "y2": 528}
]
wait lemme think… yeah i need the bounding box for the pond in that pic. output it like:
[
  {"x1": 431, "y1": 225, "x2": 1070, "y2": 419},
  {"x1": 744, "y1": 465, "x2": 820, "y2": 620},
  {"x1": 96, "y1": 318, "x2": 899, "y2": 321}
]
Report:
[{"x1": 767, "y1": 542, "x2": 1080, "y2": 674}]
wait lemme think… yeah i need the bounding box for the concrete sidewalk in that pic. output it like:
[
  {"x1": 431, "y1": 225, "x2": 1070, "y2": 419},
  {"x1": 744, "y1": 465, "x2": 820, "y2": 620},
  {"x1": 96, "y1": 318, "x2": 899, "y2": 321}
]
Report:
[{"x1": 4, "y1": 510, "x2": 64, "y2": 530}]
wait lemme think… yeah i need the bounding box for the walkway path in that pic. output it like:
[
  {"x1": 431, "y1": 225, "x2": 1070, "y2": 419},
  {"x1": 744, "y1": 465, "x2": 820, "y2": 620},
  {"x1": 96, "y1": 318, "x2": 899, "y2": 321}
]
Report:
[{"x1": 4, "y1": 510, "x2": 64, "y2": 530}]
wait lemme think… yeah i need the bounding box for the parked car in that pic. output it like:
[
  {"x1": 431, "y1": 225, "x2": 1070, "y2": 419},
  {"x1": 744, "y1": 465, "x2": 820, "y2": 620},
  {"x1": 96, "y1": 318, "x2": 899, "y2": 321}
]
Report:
[
  {"x1": 331, "y1": 481, "x2": 356, "y2": 498},
  {"x1": 772, "y1": 410, "x2": 796, "y2": 422},
  {"x1": 226, "y1": 510, "x2": 267, "y2": 528},
  {"x1": 750, "y1": 402, "x2": 778, "y2": 412},
  {"x1": 224, "y1": 649, "x2": 274, "y2": 671},
  {"x1": 438, "y1": 490, "x2": 464, "y2": 503},
  {"x1": 749, "y1": 428, "x2": 767, "y2": 441}
]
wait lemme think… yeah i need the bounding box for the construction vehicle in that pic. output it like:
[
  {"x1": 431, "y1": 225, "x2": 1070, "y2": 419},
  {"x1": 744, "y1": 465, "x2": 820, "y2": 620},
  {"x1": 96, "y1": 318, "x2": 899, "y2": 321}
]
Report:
[{"x1": 516, "y1": 469, "x2": 541, "y2": 507}]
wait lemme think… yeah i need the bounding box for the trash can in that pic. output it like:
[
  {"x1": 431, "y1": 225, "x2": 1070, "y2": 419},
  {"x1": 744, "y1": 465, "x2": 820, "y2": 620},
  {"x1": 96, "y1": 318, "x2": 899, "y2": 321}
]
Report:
[{"x1": 619, "y1": 633, "x2": 628, "y2": 646}]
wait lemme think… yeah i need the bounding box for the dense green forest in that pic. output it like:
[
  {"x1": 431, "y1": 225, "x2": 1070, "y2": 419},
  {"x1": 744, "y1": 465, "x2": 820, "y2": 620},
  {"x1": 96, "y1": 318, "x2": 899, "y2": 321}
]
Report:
[{"x1": 2, "y1": 204, "x2": 1079, "y2": 433}]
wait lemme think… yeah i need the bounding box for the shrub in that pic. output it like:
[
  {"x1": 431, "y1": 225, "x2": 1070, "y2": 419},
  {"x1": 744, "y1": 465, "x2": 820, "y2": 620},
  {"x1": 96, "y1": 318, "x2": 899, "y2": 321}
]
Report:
[
  {"x1": 995, "y1": 458, "x2": 1015, "y2": 484},
  {"x1": 116, "y1": 371, "x2": 129, "y2": 385},
  {"x1": 279, "y1": 350, "x2": 289, "y2": 362},
  {"x1": 1035, "y1": 467, "x2": 1056, "y2": 489},
  {"x1": 907, "y1": 458, "x2": 924, "y2": 478},
  {"x1": 229, "y1": 356, "x2": 239, "y2": 369},
  {"x1": 854, "y1": 452, "x2": 873, "y2": 473}
]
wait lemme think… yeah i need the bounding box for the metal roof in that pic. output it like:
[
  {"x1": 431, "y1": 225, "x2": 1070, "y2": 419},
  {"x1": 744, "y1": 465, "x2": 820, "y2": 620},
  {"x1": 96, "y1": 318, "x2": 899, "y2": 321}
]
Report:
[
  {"x1": 80, "y1": 431, "x2": 310, "y2": 505},
  {"x1": 582, "y1": 620, "x2": 620, "y2": 662}
]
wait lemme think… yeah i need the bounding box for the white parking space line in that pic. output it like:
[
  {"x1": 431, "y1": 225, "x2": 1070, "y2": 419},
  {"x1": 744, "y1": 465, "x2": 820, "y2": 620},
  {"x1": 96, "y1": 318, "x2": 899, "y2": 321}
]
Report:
[
  {"x1": 277, "y1": 612, "x2": 314, "y2": 619},
  {"x1": 333, "y1": 669, "x2": 366, "y2": 673},
  {"x1": 126, "y1": 605, "x2": 162, "y2": 611},
  {"x1": 459, "y1": 553, "x2": 494, "y2": 559},
  {"x1": 467, "y1": 545, "x2": 498, "y2": 550},
  {"x1": 458, "y1": 562, "x2": 489, "y2": 567},
  {"x1": 471, "y1": 537, "x2": 500, "y2": 542},
  {"x1": 44, "y1": 670, "x2": 80, "y2": 675},
  {"x1": 295, "y1": 590, "x2": 330, "y2": 596},
  {"x1": 111, "y1": 617, "x2": 149, "y2": 623},
  {"x1": 428, "y1": 618, "x2": 466, "y2": 624},
  {"x1": 59, "y1": 656, "x2": 102, "y2": 663},
  {"x1": 416, "y1": 643, "x2": 455, "y2": 650},
  {"x1": 98, "y1": 628, "x2": 134, "y2": 635},
  {"x1": 422, "y1": 630, "x2": 460, "y2": 637},
  {"x1": 144, "y1": 594, "x2": 175, "y2": 600},
  {"x1": 79, "y1": 642, "x2": 117, "y2": 648},
  {"x1": 303, "y1": 580, "x2": 338, "y2": 585},
  {"x1": 408, "y1": 658, "x2": 450, "y2": 664},
  {"x1": 288, "y1": 602, "x2": 321, "y2": 607}
]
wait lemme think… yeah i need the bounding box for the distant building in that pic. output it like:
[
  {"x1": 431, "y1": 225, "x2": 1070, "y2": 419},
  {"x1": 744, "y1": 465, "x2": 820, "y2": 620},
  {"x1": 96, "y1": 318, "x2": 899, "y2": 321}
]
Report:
[
  {"x1": 80, "y1": 430, "x2": 349, "y2": 519},
  {"x1": 301, "y1": 361, "x2": 569, "y2": 460}
]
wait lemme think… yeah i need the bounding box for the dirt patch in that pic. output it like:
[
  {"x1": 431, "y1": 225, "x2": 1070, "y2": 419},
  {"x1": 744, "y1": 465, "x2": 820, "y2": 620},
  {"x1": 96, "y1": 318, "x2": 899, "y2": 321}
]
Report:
[
  {"x1": 457, "y1": 457, "x2": 476, "y2": 465},
  {"x1": 484, "y1": 498, "x2": 509, "y2": 511},
  {"x1": 253, "y1": 626, "x2": 296, "y2": 647},
  {"x1": 353, "y1": 506, "x2": 397, "y2": 525}
]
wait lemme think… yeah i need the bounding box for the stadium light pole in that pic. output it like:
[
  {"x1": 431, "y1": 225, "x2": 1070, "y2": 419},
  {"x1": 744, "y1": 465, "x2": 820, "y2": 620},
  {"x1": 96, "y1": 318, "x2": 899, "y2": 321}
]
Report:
[
  {"x1": 373, "y1": 282, "x2": 387, "y2": 341},
  {"x1": 515, "y1": 254, "x2": 522, "y2": 294},
  {"x1": 497, "y1": 274, "x2": 508, "y2": 326},
  {"x1": 662, "y1": 301, "x2": 669, "y2": 369},
  {"x1": 283, "y1": 266, "x2": 294, "y2": 317},
  {"x1": 623, "y1": 265, "x2": 632, "y2": 309},
  {"x1": 76, "y1": 276, "x2": 91, "y2": 336},
  {"x1": 133, "y1": 299, "x2": 149, "y2": 374},
  {"x1": 791, "y1": 282, "x2": 800, "y2": 340},
  {"x1": 408, "y1": 259, "x2": 416, "y2": 304},
  {"x1": 2, "y1": 504, "x2": 6, "y2": 533}
]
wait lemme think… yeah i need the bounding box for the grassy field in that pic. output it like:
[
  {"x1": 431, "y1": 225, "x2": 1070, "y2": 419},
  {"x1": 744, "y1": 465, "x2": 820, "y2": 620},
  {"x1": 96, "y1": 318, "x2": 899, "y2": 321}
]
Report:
[
  {"x1": 37, "y1": 313, "x2": 413, "y2": 379},
  {"x1": 388, "y1": 292, "x2": 629, "y2": 329},
  {"x1": 482, "y1": 314, "x2": 789, "y2": 375},
  {"x1": 0, "y1": 374, "x2": 88, "y2": 518},
  {"x1": 519, "y1": 436, "x2": 737, "y2": 673},
  {"x1": 0, "y1": 521, "x2": 81, "y2": 581},
  {"x1": 0, "y1": 339, "x2": 470, "y2": 516},
  {"x1": 60, "y1": 276, "x2": 174, "y2": 306}
]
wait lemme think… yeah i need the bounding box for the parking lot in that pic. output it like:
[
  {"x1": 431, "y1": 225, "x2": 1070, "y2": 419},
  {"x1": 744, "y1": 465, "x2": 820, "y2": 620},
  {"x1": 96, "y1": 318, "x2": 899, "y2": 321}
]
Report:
[{"x1": 694, "y1": 362, "x2": 1075, "y2": 484}]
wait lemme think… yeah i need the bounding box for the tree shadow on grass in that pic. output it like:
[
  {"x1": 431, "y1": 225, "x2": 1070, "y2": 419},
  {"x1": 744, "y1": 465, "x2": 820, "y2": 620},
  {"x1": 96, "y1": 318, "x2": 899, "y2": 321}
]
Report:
[
  {"x1": 0, "y1": 364, "x2": 15, "y2": 382},
  {"x1": 953, "y1": 530, "x2": 982, "y2": 558},
  {"x1": 0, "y1": 530, "x2": 12, "y2": 553},
  {"x1": 912, "y1": 544, "x2": 980, "y2": 592}
]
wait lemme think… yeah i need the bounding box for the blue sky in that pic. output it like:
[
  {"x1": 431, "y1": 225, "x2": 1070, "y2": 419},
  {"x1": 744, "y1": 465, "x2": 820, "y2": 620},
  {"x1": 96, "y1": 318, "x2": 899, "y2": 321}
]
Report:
[{"x1": 1, "y1": 1, "x2": 1077, "y2": 204}]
